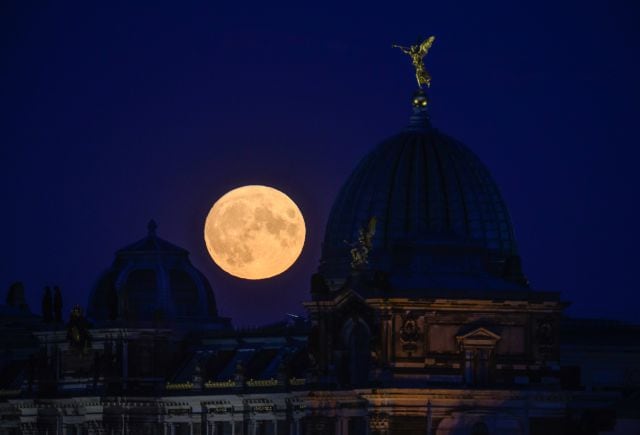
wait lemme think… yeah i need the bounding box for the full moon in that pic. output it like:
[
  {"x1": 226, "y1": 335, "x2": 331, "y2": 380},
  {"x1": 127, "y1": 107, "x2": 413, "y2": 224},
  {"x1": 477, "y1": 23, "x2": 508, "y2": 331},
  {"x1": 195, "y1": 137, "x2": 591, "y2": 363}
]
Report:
[{"x1": 204, "y1": 185, "x2": 306, "y2": 280}]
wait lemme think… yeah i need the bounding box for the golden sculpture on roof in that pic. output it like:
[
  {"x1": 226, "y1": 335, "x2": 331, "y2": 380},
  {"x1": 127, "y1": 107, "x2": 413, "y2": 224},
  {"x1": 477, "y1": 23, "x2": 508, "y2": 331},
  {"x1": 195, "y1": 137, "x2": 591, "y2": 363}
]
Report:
[
  {"x1": 393, "y1": 36, "x2": 436, "y2": 88},
  {"x1": 349, "y1": 217, "x2": 377, "y2": 270}
]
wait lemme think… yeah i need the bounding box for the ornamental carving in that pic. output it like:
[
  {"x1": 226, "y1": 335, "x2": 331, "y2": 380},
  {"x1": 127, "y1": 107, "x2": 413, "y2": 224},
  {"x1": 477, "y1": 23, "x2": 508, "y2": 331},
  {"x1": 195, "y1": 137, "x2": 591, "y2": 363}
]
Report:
[
  {"x1": 370, "y1": 413, "x2": 390, "y2": 431},
  {"x1": 536, "y1": 317, "x2": 555, "y2": 346},
  {"x1": 66, "y1": 305, "x2": 91, "y2": 352},
  {"x1": 400, "y1": 312, "x2": 421, "y2": 352}
]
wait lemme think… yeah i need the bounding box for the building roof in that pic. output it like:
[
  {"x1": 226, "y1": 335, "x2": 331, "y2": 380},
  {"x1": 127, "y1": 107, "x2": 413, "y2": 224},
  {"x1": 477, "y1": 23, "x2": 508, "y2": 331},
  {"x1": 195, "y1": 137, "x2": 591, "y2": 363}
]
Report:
[
  {"x1": 87, "y1": 220, "x2": 224, "y2": 328},
  {"x1": 170, "y1": 319, "x2": 310, "y2": 389},
  {"x1": 319, "y1": 92, "x2": 528, "y2": 296}
]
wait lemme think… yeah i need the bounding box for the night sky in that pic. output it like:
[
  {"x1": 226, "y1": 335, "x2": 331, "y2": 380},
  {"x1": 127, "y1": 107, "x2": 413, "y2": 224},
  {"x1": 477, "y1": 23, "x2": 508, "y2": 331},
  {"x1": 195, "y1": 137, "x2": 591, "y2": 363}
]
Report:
[{"x1": 2, "y1": 1, "x2": 639, "y2": 326}]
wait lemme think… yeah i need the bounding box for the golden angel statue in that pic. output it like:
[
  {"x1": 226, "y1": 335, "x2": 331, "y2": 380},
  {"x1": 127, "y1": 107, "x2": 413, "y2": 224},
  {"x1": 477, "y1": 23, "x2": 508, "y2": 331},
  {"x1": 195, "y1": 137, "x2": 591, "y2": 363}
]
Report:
[
  {"x1": 349, "y1": 217, "x2": 377, "y2": 270},
  {"x1": 393, "y1": 36, "x2": 436, "y2": 88}
]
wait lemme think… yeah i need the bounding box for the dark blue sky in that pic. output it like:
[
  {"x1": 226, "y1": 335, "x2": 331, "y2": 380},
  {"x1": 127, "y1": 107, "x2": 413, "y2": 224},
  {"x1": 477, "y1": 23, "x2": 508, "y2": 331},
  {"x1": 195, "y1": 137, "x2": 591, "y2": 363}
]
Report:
[{"x1": 2, "y1": 1, "x2": 639, "y2": 326}]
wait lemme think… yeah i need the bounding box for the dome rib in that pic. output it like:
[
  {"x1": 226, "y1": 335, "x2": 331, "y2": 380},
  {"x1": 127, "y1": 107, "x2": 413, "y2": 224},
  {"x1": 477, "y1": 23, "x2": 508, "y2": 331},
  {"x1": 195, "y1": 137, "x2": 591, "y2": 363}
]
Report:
[
  {"x1": 383, "y1": 135, "x2": 411, "y2": 249},
  {"x1": 444, "y1": 136, "x2": 472, "y2": 237},
  {"x1": 432, "y1": 133, "x2": 452, "y2": 232},
  {"x1": 403, "y1": 135, "x2": 417, "y2": 233}
]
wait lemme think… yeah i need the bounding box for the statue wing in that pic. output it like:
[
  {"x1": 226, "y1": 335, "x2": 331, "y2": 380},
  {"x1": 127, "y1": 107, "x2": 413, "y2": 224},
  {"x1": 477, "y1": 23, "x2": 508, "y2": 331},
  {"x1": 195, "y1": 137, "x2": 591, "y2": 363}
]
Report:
[
  {"x1": 366, "y1": 217, "x2": 377, "y2": 244},
  {"x1": 418, "y1": 36, "x2": 436, "y2": 56},
  {"x1": 368, "y1": 217, "x2": 377, "y2": 234}
]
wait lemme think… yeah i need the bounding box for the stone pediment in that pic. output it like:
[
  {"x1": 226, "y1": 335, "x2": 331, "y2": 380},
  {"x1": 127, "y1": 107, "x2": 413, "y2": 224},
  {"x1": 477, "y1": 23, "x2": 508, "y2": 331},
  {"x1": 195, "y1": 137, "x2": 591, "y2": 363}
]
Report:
[{"x1": 456, "y1": 327, "x2": 501, "y2": 347}]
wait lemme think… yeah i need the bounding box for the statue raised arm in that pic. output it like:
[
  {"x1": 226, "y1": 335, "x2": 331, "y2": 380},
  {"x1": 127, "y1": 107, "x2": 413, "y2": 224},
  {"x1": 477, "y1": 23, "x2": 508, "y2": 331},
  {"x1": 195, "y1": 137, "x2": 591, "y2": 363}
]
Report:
[{"x1": 391, "y1": 44, "x2": 411, "y2": 55}]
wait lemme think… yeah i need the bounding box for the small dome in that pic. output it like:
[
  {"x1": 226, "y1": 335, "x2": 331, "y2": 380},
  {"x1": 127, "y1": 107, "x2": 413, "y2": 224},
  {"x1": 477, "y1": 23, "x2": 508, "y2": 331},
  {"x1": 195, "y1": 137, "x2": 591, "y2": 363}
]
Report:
[
  {"x1": 88, "y1": 220, "x2": 222, "y2": 326},
  {"x1": 319, "y1": 94, "x2": 527, "y2": 294}
]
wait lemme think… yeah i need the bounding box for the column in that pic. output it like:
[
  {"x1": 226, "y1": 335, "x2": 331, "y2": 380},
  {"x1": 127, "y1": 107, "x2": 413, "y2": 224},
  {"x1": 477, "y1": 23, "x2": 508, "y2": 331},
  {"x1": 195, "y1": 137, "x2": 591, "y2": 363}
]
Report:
[
  {"x1": 55, "y1": 344, "x2": 61, "y2": 381},
  {"x1": 295, "y1": 419, "x2": 300, "y2": 435},
  {"x1": 341, "y1": 417, "x2": 349, "y2": 435},
  {"x1": 478, "y1": 348, "x2": 488, "y2": 385},
  {"x1": 524, "y1": 399, "x2": 531, "y2": 435},
  {"x1": 122, "y1": 339, "x2": 129, "y2": 388},
  {"x1": 382, "y1": 319, "x2": 390, "y2": 363},
  {"x1": 273, "y1": 419, "x2": 278, "y2": 435},
  {"x1": 464, "y1": 349, "x2": 474, "y2": 385}
]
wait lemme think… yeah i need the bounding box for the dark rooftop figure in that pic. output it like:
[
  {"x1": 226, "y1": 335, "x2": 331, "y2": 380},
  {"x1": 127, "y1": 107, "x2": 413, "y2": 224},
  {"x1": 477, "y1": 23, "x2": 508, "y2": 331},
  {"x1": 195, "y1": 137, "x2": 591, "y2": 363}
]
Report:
[
  {"x1": 66, "y1": 304, "x2": 90, "y2": 352},
  {"x1": 53, "y1": 286, "x2": 62, "y2": 323},
  {"x1": 41, "y1": 286, "x2": 52, "y2": 323},
  {"x1": 6, "y1": 282, "x2": 29, "y2": 312}
]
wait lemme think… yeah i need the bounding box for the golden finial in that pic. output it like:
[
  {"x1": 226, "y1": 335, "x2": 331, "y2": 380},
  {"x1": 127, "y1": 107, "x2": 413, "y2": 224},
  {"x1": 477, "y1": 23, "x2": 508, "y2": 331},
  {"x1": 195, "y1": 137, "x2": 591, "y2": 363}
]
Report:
[{"x1": 393, "y1": 36, "x2": 436, "y2": 88}]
